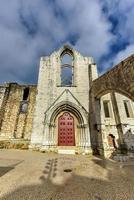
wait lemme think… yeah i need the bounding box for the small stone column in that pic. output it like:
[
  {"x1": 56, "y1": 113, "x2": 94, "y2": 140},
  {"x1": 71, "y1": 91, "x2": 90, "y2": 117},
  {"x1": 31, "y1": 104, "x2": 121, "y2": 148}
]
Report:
[
  {"x1": 81, "y1": 125, "x2": 85, "y2": 147},
  {"x1": 76, "y1": 126, "x2": 81, "y2": 146},
  {"x1": 42, "y1": 123, "x2": 50, "y2": 149},
  {"x1": 49, "y1": 124, "x2": 56, "y2": 146}
]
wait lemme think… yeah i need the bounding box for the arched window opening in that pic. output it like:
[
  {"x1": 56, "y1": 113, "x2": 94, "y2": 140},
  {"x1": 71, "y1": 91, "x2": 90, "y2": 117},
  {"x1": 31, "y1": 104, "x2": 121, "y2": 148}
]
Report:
[
  {"x1": 107, "y1": 134, "x2": 117, "y2": 149},
  {"x1": 60, "y1": 52, "x2": 74, "y2": 86},
  {"x1": 20, "y1": 102, "x2": 28, "y2": 113},
  {"x1": 61, "y1": 53, "x2": 72, "y2": 65}
]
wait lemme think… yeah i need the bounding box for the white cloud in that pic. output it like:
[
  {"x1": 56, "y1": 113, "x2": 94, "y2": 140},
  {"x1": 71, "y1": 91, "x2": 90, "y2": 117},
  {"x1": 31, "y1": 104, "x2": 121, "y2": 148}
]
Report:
[
  {"x1": 0, "y1": 0, "x2": 133, "y2": 83},
  {"x1": 113, "y1": 44, "x2": 134, "y2": 65},
  {"x1": 0, "y1": 0, "x2": 114, "y2": 83},
  {"x1": 73, "y1": 0, "x2": 113, "y2": 59},
  {"x1": 99, "y1": 0, "x2": 134, "y2": 73}
]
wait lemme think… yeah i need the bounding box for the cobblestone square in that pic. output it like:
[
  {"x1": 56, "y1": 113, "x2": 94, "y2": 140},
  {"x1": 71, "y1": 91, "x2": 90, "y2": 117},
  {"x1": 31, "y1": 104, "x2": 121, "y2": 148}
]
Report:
[{"x1": 0, "y1": 149, "x2": 134, "y2": 200}]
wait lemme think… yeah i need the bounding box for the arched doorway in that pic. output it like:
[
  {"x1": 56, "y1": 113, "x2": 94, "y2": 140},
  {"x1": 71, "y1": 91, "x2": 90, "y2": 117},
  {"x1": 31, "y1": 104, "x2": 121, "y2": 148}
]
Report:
[
  {"x1": 42, "y1": 101, "x2": 91, "y2": 153},
  {"x1": 58, "y1": 112, "x2": 75, "y2": 146}
]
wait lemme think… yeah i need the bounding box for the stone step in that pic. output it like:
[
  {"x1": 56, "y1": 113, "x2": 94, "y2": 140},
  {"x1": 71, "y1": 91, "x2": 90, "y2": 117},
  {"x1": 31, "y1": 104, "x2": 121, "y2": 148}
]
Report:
[
  {"x1": 57, "y1": 146, "x2": 76, "y2": 154},
  {"x1": 58, "y1": 149, "x2": 75, "y2": 155},
  {"x1": 57, "y1": 146, "x2": 76, "y2": 150}
]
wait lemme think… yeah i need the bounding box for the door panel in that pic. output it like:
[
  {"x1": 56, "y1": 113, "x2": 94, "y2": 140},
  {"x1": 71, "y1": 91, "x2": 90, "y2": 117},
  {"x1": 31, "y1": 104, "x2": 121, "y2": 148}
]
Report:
[{"x1": 58, "y1": 112, "x2": 75, "y2": 146}]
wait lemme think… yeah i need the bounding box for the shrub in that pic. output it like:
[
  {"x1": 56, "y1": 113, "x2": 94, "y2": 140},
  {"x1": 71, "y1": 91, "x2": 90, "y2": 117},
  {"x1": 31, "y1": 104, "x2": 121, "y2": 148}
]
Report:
[{"x1": 0, "y1": 141, "x2": 29, "y2": 150}]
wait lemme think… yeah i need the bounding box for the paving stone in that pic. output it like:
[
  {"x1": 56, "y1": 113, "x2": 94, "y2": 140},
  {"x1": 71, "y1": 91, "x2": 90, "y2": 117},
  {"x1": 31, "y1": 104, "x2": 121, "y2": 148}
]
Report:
[{"x1": 0, "y1": 149, "x2": 134, "y2": 200}]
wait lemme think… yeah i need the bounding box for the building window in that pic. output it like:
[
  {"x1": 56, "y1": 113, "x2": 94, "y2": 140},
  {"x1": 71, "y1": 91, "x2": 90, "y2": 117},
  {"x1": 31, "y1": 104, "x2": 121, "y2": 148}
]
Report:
[
  {"x1": 20, "y1": 87, "x2": 29, "y2": 113},
  {"x1": 23, "y1": 87, "x2": 29, "y2": 100},
  {"x1": 103, "y1": 101, "x2": 111, "y2": 118},
  {"x1": 60, "y1": 51, "x2": 74, "y2": 86},
  {"x1": 20, "y1": 102, "x2": 28, "y2": 113},
  {"x1": 124, "y1": 100, "x2": 133, "y2": 118}
]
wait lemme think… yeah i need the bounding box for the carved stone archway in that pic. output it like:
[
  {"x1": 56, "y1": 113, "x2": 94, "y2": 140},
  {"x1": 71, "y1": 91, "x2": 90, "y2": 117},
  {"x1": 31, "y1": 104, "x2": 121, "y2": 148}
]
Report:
[
  {"x1": 42, "y1": 101, "x2": 91, "y2": 149},
  {"x1": 91, "y1": 54, "x2": 134, "y2": 101}
]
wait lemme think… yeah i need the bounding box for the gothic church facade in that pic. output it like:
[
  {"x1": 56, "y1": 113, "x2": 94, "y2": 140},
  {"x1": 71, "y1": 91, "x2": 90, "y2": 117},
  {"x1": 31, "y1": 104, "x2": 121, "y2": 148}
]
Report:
[{"x1": 0, "y1": 46, "x2": 134, "y2": 156}]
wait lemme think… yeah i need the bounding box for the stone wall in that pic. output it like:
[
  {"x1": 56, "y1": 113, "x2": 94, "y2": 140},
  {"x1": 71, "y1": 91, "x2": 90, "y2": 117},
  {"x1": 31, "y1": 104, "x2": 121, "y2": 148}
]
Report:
[
  {"x1": 0, "y1": 86, "x2": 5, "y2": 108},
  {"x1": 0, "y1": 83, "x2": 36, "y2": 141},
  {"x1": 0, "y1": 85, "x2": 9, "y2": 131}
]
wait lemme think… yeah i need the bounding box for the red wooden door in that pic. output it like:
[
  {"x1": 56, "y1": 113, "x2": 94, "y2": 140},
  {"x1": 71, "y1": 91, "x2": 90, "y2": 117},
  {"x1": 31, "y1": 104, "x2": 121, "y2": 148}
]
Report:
[{"x1": 58, "y1": 112, "x2": 75, "y2": 146}]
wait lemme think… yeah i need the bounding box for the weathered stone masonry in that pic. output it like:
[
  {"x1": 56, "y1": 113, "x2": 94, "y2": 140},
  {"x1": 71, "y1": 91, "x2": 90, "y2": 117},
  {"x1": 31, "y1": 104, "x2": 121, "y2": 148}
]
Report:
[{"x1": 0, "y1": 83, "x2": 36, "y2": 142}]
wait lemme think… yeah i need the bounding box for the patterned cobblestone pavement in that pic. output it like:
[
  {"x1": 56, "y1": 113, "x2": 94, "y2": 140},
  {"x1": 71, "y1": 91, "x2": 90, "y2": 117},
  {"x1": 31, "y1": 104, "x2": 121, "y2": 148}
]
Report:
[{"x1": 0, "y1": 149, "x2": 134, "y2": 200}]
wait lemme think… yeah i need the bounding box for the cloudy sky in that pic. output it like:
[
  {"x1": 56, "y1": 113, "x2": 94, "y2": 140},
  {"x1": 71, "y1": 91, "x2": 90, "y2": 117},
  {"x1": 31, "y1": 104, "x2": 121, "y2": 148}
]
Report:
[{"x1": 0, "y1": 0, "x2": 134, "y2": 84}]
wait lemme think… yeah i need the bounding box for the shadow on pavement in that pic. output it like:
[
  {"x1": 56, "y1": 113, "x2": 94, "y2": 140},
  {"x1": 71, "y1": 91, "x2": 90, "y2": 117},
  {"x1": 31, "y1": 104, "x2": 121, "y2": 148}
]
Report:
[
  {"x1": 1, "y1": 157, "x2": 134, "y2": 200},
  {"x1": 0, "y1": 166, "x2": 14, "y2": 177},
  {"x1": 0, "y1": 160, "x2": 23, "y2": 177}
]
